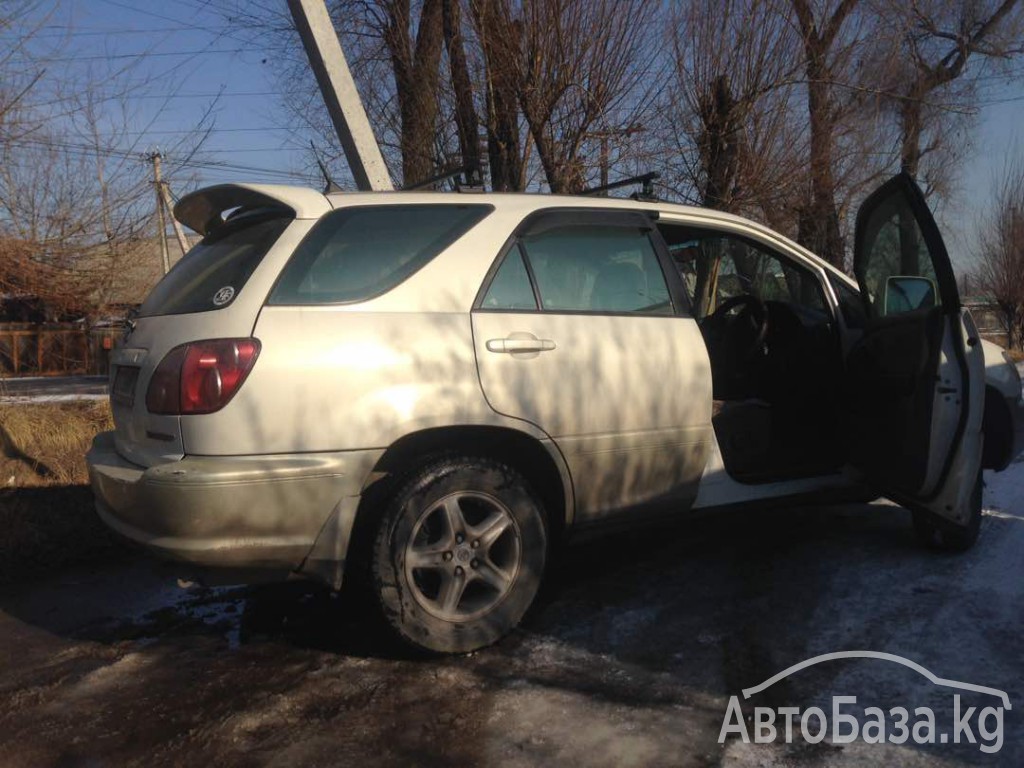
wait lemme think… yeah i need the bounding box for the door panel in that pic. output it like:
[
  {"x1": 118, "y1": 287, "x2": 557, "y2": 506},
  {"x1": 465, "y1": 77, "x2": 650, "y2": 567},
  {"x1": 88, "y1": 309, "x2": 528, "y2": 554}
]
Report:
[
  {"x1": 472, "y1": 210, "x2": 712, "y2": 523},
  {"x1": 848, "y1": 173, "x2": 983, "y2": 520},
  {"x1": 844, "y1": 307, "x2": 943, "y2": 493},
  {"x1": 472, "y1": 312, "x2": 712, "y2": 522}
]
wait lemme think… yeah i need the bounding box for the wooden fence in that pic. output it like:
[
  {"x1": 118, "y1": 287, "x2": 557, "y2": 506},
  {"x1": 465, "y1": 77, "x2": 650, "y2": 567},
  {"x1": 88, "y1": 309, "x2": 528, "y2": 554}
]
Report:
[{"x1": 0, "y1": 324, "x2": 122, "y2": 377}]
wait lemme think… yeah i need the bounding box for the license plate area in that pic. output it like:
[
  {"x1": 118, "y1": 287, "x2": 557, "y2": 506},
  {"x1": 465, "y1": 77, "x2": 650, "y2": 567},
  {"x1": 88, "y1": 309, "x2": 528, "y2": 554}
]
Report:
[{"x1": 111, "y1": 365, "x2": 140, "y2": 407}]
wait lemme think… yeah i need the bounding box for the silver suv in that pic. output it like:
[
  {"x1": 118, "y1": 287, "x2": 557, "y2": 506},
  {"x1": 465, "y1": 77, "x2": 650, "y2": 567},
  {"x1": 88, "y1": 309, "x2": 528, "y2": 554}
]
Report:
[{"x1": 88, "y1": 174, "x2": 1024, "y2": 653}]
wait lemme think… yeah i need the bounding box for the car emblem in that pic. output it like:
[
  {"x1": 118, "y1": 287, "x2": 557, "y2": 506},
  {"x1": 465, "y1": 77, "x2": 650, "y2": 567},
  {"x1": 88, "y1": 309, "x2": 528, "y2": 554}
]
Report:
[{"x1": 212, "y1": 286, "x2": 236, "y2": 306}]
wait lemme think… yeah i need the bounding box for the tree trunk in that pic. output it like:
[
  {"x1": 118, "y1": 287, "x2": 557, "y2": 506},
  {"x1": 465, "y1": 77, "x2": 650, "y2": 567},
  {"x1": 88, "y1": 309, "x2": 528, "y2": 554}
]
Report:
[
  {"x1": 442, "y1": 0, "x2": 482, "y2": 184},
  {"x1": 384, "y1": 0, "x2": 445, "y2": 186},
  {"x1": 699, "y1": 75, "x2": 742, "y2": 211},
  {"x1": 800, "y1": 54, "x2": 845, "y2": 269},
  {"x1": 471, "y1": 0, "x2": 522, "y2": 191},
  {"x1": 900, "y1": 97, "x2": 924, "y2": 178}
]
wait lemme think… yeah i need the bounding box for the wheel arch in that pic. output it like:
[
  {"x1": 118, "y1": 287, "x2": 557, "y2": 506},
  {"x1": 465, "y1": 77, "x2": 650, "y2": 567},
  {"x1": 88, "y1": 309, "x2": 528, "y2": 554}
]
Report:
[
  {"x1": 372, "y1": 425, "x2": 572, "y2": 530},
  {"x1": 343, "y1": 425, "x2": 574, "y2": 584}
]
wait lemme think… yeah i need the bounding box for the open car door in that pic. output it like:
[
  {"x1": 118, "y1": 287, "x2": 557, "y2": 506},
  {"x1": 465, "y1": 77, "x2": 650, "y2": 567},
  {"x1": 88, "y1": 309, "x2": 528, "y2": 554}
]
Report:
[{"x1": 845, "y1": 172, "x2": 984, "y2": 530}]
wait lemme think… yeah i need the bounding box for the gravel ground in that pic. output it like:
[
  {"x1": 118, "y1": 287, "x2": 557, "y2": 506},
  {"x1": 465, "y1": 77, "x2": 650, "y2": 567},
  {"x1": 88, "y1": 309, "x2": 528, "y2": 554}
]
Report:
[{"x1": 0, "y1": 462, "x2": 1021, "y2": 767}]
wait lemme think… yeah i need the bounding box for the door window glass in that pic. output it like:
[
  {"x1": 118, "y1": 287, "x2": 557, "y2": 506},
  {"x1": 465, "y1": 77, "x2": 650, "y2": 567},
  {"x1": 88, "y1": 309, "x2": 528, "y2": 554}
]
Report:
[
  {"x1": 855, "y1": 193, "x2": 941, "y2": 317},
  {"x1": 660, "y1": 226, "x2": 826, "y2": 320},
  {"x1": 481, "y1": 249, "x2": 538, "y2": 310},
  {"x1": 519, "y1": 226, "x2": 672, "y2": 314}
]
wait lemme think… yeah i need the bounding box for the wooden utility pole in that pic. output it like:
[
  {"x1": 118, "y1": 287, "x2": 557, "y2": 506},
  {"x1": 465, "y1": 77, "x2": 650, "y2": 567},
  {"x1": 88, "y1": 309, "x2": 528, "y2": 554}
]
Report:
[
  {"x1": 287, "y1": 0, "x2": 393, "y2": 191},
  {"x1": 150, "y1": 152, "x2": 170, "y2": 275},
  {"x1": 586, "y1": 126, "x2": 645, "y2": 195}
]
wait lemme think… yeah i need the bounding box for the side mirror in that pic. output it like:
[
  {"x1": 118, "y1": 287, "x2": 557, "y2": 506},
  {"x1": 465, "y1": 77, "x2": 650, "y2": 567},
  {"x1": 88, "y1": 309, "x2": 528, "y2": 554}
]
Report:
[{"x1": 884, "y1": 275, "x2": 936, "y2": 316}]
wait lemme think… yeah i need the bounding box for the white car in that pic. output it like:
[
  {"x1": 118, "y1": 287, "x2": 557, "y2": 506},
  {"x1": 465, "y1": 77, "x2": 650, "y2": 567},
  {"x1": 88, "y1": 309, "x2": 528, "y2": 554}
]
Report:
[{"x1": 87, "y1": 173, "x2": 1023, "y2": 653}]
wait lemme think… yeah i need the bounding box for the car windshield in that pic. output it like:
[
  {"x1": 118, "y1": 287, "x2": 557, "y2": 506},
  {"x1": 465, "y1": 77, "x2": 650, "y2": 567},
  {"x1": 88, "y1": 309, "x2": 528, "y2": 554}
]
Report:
[{"x1": 138, "y1": 213, "x2": 290, "y2": 317}]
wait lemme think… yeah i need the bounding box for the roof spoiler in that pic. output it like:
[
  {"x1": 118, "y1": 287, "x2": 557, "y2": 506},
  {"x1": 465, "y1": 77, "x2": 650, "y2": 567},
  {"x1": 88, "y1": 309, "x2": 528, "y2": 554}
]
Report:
[{"x1": 174, "y1": 183, "x2": 332, "y2": 236}]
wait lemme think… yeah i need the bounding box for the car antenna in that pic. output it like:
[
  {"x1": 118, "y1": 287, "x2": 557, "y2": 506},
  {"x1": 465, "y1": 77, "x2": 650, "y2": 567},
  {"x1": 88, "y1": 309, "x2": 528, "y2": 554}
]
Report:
[{"x1": 310, "y1": 141, "x2": 344, "y2": 194}]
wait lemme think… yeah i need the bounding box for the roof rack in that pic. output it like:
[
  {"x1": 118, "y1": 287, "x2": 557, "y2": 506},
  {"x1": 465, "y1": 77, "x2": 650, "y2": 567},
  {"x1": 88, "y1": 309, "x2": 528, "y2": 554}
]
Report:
[
  {"x1": 402, "y1": 165, "x2": 484, "y2": 192},
  {"x1": 581, "y1": 171, "x2": 660, "y2": 201}
]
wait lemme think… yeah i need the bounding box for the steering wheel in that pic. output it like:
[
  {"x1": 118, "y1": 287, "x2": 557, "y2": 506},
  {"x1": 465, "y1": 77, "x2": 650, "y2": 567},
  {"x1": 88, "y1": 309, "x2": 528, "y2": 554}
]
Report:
[
  {"x1": 707, "y1": 294, "x2": 769, "y2": 360},
  {"x1": 699, "y1": 294, "x2": 769, "y2": 401}
]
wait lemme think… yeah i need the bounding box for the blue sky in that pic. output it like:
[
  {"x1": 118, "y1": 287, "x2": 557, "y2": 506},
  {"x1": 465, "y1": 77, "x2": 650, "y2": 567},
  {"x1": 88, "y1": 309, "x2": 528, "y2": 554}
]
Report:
[
  {"x1": 944, "y1": 93, "x2": 1024, "y2": 270},
  {"x1": 8, "y1": 0, "x2": 1024, "y2": 271},
  {"x1": 13, "y1": 0, "x2": 311, "y2": 187}
]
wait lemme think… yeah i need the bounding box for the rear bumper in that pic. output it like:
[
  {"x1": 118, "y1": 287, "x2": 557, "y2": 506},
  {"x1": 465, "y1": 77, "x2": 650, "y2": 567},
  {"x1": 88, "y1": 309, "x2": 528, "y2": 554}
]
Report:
[{"x1": 86, "y1": 431, "x2": 381, "y2": 583}]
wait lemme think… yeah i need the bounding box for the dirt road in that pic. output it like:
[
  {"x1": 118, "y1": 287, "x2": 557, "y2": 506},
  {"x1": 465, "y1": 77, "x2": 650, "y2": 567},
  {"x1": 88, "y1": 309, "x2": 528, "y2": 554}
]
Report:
[{"x1": 1, "y1": 463, "x2": 1021, "y2": 767}]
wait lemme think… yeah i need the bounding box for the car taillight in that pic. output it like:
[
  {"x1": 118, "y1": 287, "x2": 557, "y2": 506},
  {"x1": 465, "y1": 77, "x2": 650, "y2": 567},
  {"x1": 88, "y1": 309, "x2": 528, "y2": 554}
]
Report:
[{"x1": 146, "y1": 338, "x2": 260, "y2": 415}]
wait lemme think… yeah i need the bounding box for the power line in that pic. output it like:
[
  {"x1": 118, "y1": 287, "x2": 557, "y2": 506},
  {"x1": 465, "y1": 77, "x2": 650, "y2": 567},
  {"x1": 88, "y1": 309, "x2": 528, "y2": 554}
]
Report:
[
  {"x1": 37, "y1": 47, "x2": 255, "y2": 63},
  {"x1": 4, "y1": 136, "x2": 311, "y2": 182},
  {"x1": 82, "y1": 90, "x2": 280, "y2": 100},
  {"x1": 101, "y1": 126, "x2": 295, "y2": 136},
  {"x1": 8, "y1": 26, "x2": 211, "y2": 38},
  {"x1": 95, "y1": 0, "x2": 256, "y2": 46}
]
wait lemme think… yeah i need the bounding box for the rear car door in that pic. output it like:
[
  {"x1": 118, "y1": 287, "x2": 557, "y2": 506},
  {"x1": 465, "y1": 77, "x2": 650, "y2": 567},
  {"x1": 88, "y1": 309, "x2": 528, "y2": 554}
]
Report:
[
  {"x1": 845, "y1": 173, "x2": 984, "y2": 524},
  {"x1": 471, "y1": 209, "x2": 713, "y2": 524}
]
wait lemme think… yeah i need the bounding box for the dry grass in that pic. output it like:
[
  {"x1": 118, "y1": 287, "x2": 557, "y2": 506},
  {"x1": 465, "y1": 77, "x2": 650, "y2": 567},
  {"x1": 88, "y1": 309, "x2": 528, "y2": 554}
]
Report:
[
  {"x1": 1005, "y1": 348, "x2": 1024, "y2": 363},
  {"x1": 0, "y1": 401, "x2": 123, "y2": 582},
  {"x1": 0, "y1": 401, "x2": 112, "y2": 487},
  {"x1": 979, "y1": 333, "x2": 1024, "y2": 362}
]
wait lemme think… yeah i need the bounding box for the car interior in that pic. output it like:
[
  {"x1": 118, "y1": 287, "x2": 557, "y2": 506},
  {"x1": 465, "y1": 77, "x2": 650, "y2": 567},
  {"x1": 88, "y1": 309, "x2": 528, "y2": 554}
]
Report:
[{"x1": 658, "y1": 223, "x2": 846, "y2": 483}]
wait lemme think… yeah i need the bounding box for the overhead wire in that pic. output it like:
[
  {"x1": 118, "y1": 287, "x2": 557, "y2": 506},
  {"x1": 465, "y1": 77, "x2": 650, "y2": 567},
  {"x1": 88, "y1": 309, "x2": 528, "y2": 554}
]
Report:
[{"x1": 4, "y1": 135, "x2": 311, "y2": 182}]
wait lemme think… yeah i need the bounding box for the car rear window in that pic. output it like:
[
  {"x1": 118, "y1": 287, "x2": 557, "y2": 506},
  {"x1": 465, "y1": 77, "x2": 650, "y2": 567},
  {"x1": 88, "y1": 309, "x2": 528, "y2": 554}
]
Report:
[
  {"x1": 267, "y1": 204, "x2": 492, "y2": 305},
  {"x1": 138, "y1": 213, "x2": 290, "y2": 317}
]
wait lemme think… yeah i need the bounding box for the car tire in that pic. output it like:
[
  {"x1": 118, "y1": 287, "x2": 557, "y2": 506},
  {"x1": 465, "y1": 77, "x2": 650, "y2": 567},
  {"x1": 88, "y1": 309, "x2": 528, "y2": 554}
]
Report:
[
  {"x1": 369, "y1": 456, "x2": 547, "y2": 654},
  {"x1": 912, "y1": 471, "x2": 983, "y2": 553}
]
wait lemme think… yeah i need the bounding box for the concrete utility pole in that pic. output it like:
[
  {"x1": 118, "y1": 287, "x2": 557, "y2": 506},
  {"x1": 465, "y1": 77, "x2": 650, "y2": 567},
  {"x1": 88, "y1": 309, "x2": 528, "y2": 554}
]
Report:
[
  {"x1": 287, "y1": 0, "x2": 393, "y2": 191},
  {"x1": 149, "y1": 152, "x2": 171, "y2": 275},
  {"x1": 159, "y1": 182, "x2": 191, "y2": 257}
]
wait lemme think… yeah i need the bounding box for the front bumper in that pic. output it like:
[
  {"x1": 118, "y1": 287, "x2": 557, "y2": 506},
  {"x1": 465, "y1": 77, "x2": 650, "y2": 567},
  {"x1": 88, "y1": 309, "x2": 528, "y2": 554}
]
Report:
[{"x1": 87, "y1": 431, "x2": 381, "y2": 582}]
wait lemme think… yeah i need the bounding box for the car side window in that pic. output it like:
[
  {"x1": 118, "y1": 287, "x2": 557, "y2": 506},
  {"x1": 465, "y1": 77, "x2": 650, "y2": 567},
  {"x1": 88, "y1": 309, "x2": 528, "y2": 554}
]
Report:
[
  {"x1": 660, "y1": 225, "x2": 826, "y2": 320},
  {"x1": 481, "y1": 249, "x2": 538, "y2": 310},
  {"x1": 269, "y1": 204, "x2": 491, "y2": 305},
  {"x1": 518, "y1": 225, "x2": 673, "y2": 314}
]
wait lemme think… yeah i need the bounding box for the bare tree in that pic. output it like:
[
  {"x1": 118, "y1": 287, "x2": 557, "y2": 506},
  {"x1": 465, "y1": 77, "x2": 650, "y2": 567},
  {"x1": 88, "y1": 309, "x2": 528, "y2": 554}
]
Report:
[
  {"x1": 870, "y1": 0, "x2": 1024, "y2": 195},
  {"x1": 790, "y1": 0, "x2": 864, "y2": 268},
  {"x1": 971, "y1": 157, "x2": 1024, "y2": 350},
  {"x1": 478, "y1": 0, "x2": 659, "y2": 194},
  {"x1": 442, "y1": 0, "x2": 482, "y2": 183},
  {"x1": 0, "y1": 7, "x2": 213, "y2": 320},
  {"x1": 380, "y1": 0, "x2": 447, "y2": 184},
  {"x1": 469, "y1": 0, "x2": 523, "y2": 190},
  {"x1": 664, "y1": 0, "x2": 804, "y2": 224}
]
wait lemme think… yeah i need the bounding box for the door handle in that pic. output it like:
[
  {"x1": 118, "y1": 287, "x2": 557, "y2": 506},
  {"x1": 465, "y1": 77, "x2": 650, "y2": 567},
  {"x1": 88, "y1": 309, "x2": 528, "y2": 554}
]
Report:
[{"x1": 486, "y1": 336, "x2": 556, "y2": 354}]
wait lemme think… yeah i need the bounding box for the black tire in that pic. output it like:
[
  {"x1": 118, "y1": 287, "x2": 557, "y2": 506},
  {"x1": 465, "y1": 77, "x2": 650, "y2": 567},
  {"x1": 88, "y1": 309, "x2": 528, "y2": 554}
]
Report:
[
  {"x1": 912, "y1": 471, "x2": 983, "y2": 553},
  {"x1": 369, "y1": 456, "x2": 547, "y2": 654}
]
